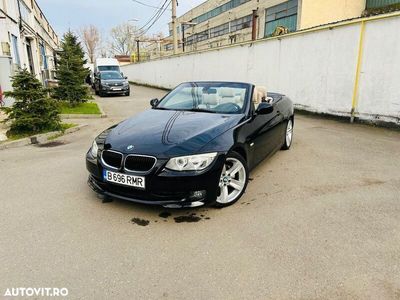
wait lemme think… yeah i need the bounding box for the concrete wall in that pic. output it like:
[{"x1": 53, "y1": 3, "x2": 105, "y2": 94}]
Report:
[{"x1": 122, "y1": 14, "x2": 400, "y2": 125}]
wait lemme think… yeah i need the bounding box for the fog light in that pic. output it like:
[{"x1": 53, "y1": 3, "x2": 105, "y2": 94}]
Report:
[{"x1": 189, "y1": 190, "x2": 206, "y2": 200}]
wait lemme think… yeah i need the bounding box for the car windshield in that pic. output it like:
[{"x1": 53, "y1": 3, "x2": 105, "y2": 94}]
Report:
[
  {"x1": 98, "y1": 66, "x2": 120, "y2": 72},
  {"x1": 101, "y1": 71, "x2": 123, "y2": 80},
  {"x1": 157, "y1": 82, "x2": 249, "y2": 114}
]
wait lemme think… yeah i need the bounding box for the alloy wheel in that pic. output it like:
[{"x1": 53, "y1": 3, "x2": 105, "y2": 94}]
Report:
[
  {"x1": 286, "y1": 119, "x2": 293, "y2": 147},
  {"x1": 216, "y1": 157, "x2": 247, "y2": 204}
]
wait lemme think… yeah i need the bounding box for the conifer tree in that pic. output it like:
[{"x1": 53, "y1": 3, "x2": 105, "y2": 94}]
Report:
[
  {"x1": 54, "y1": 31, "x2": 91, "y2": 105},
  {"x1": 2, "y1": 69, "x2": 61, "y2": 135}
]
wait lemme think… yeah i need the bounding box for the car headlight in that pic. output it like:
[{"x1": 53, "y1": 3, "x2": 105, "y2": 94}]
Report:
[
  {"x1": 90, "y1": 140, "x2": 98, "y2": 157},
  {"x1": 165, "y1": 153, "x2": 217, "y2": 171},
  {"x1": 101, "y1": 81, "x2": 109, "y2": 86}
]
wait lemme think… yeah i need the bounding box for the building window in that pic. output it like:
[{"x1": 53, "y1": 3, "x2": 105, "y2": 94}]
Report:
[
  {"x1": 230, "y1": 14, "x2": 252, "y2": 32},
  {"x1": 186, "y1": 34, "x2": 195, "y2": 46},
  {"x1": 39, "y1": 42, "x2": 48, "y2": 70},
  {"x1": 196, "y1": 30, "x2": 209, "y2": 42},
  {"x1": 265, "y1": 0, "x2": 298, "y2": 37},
  {"x1": 19, "y1": 0, "x2": 31, "y2": 23},
  {"x1": 366, "y1": 0, "x2": 400, "y2": 8},
  {"x1": 11, "y1": 34, "x2": 21, "y2": 67},
  {"x1": 210, "y1": 23, "x2": 229, "y2": 38},
  {"x1": 164, "y1": 43, "x2": 173, "y2": 51},
  {"x1": 191, "y1": 0, "x2": 250, "y2": 25}
]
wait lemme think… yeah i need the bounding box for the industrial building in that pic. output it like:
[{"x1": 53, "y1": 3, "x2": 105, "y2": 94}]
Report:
[
  {"x1": 152, "y1": 0, "x2": 399, "y2": 56},
  {"x1": 0, "y1": 0, "x2": 59, "y2": 105}
]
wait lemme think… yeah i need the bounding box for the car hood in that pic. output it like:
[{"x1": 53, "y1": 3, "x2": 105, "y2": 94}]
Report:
[{"x1": 105, "y1": 109, "x2": 244, "y2": 157}]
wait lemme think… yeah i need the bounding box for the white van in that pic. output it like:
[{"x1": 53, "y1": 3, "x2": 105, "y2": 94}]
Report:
[{"x1": 94, "y1": 58, "x2": 121, "y2": 74}]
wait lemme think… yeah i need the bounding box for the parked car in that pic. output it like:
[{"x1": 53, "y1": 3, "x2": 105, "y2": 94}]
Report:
[
  {"x1": 94, "y1": 71, "x2": 130, "y2": 97},
  {"x1": 86, "y1": 81, "x2": 294, "y2": 208},
  {"x1": 92, "y1": 58, "x2": 122, "y2": 88}
]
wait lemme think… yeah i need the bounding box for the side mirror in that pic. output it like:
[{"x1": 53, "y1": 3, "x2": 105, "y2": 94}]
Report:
[
  {"x1": 150, "y1": 98, "x2": 159, "y2": 107},
  {"x1": 256, "y1": 102, "x2": 274, "y2": 115},
  {"x1": 124, "y1": 76, "x2": 128, "y2": 80}
]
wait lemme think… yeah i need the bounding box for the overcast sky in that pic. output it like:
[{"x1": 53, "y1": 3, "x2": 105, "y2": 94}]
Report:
[{"x1": 36, "y1": 0, "x2": 205, "y2": 38}]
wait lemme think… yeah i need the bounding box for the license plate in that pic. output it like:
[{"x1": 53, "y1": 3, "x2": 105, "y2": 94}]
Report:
[
  {"x1": 103, "y1": 170, "x2": 145, "y2": 189},
  {"x1": 112, "y1": 87, "x2": 122, "y2": 91}
]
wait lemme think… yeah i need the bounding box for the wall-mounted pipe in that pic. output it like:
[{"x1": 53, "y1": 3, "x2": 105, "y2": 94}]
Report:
[{"x1": 350, "y1": 20, "x2": 366, "y2": 123}]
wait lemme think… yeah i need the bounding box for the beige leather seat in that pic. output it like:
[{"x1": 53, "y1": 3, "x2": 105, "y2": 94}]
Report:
[
  {"x1": 253, "y1": 86, "x2": 267, "y2": 106},
  {"x1": 199, "y1": 93, "x2": 218, "y2": 109},
  {"x1": 218, "y1": 88, "x2": 236, "y2": 105}
]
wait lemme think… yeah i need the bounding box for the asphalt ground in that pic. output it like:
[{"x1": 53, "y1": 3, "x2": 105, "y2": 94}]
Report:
[{"x1": 1, "y1": 84, "x2": 400, "y2": 299}]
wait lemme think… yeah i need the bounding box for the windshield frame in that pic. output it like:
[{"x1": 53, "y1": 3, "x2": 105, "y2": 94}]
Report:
[
  {"x1": 156, "y1": 82, "x2": 252, "y2": 115},
  {"x1": 98, "y1": 65, "x2": 120, "y2": 72}
]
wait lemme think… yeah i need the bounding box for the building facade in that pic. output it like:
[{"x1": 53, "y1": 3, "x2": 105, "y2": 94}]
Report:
[
  {"x1": 156, "y1": 0, "x2": 399, "y2": 56},
  {"x1": 0, "y1": 0, "x2": 59, "y2": 92}
]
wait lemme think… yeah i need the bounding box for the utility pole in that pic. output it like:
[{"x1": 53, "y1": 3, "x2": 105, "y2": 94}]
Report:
[
  {"x1": 181, "y1": 21, "x2": 197, "y2": 53},
  {"x1": 182, "y1": 24, "x2": 185, "y2": 52},
  {"x1": 172, "y1": 0, "x2": 178, "y2": 54},
  {"x1": 136, "y1": 40, "x2": 140, "y2": 62},
  {"x1": 251, "y1": 9, "x2": 259, "y2": 41}
]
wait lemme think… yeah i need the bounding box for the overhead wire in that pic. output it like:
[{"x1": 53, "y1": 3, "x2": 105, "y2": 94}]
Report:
[{"x1": 136, "y1": 0, "x2": 171, "y2": 38}]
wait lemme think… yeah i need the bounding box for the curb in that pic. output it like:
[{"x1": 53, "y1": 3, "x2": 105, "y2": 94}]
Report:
[
  {"x1": 60, "y1": 113, "x2": 106, "y2": 119},
  {"x1": 128, "y1": 81, "x2": 172, "y2": 91},
  {"x1": 0, "y1": 124, "x2": 88, "y2": 150}
]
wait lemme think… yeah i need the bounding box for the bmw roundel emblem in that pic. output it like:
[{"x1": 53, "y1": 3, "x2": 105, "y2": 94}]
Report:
[{"x1": 126, "y1": 145, "x2": 134, "y2": 150}]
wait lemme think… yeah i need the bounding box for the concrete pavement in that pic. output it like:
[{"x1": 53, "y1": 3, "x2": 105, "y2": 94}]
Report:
[{"x1": 1, "y1": 84, "x2": 400, "y2": 299}]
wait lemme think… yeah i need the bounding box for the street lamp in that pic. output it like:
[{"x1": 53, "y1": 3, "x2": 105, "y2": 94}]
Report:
[
  {"x1": 128, "y1": 19, "x2": 140, "y2": 62},
  {"x1": 181, "y1": 21, "x2": 197, "y2": 52}
]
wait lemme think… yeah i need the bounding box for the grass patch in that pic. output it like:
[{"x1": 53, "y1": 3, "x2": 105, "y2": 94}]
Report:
[
  {"x1": 59, "y1": 101, "x2": 101, "y2": 115},
  {"x1": 7, "y1": 132, "x2": 32, "y2": 141},
  {"x1": 4, "y1": 123, "x2": 78, "y2": 142}
]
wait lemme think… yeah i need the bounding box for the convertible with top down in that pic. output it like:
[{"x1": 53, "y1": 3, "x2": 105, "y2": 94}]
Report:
[{"x1": 86, "y1": 81, "x2": 294, "y2": 208}]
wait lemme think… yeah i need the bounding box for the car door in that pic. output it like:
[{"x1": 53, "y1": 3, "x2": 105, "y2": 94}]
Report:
[{"x1": 247, "y1": 101, "x2": 284, "y2": 166}]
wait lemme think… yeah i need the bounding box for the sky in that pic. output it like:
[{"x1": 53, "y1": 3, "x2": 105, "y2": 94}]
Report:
[{"x1": 36, "y1": 0, "x2": 205, "y2": 38}]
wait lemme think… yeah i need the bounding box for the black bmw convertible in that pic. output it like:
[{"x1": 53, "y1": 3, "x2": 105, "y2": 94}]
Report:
[{"x1": 86, "y1": 81, "x2": 294, "y2": 208}]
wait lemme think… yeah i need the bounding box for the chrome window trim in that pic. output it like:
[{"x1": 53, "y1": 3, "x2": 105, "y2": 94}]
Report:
[
  {"x1": 124, "y1": 154, "x2": 158, "y2": 174},
  {"x1": 101, "y1": 150, "x2": 123, "y2": 170}
]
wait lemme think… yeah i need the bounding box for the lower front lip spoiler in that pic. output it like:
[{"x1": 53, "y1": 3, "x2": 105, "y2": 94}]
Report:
[
  {"x1": 162, "y1": 202, "x2": 204, "y2": 208},
  {"x1": 87, "y1": 176, "x2": 205, "y2": 208}
]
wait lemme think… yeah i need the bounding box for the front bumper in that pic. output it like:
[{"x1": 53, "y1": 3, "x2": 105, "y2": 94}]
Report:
[
  {"x1": 86, "y1": 151, "x2": 225, "y2": 207},
  {"x1": 101, "y1": 86, "x2": 129, "y2": 94}
]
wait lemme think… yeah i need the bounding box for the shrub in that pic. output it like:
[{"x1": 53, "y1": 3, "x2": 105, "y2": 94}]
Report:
[
  {"x1": 1, "y1": 69, "x2": 61, "y2": 136},
  {"x1": 53, "y1": 31, "x2": 91, "y2": 106}
]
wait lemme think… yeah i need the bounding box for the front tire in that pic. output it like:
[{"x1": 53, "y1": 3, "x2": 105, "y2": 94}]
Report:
[
  {"x1": 281, "y1": 118, "x2": 294, "y2": 150},
  {"x1": 214, "y1": 152, "x2": 248, "y2": 208}
]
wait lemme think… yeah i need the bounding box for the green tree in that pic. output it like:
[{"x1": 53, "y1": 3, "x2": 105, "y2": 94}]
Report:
[
  {"x1": 54, "y1": 31, "x2": 91, "y2": 105},
  {"x1": 2, "y1": 69, "x2": 61, "y2": 136}
]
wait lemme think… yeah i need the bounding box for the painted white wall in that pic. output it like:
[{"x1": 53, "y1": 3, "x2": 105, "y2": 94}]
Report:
[{"x1": 122, "y1": 15, "x2": 400, "y2": 124}]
